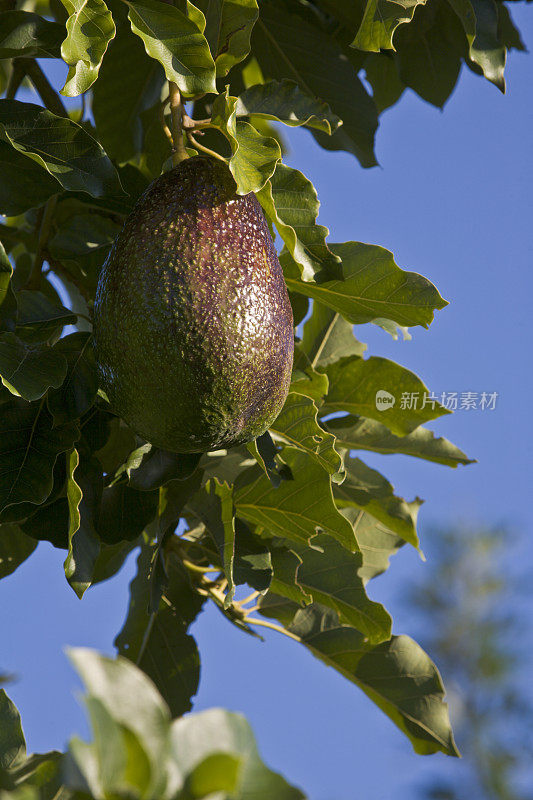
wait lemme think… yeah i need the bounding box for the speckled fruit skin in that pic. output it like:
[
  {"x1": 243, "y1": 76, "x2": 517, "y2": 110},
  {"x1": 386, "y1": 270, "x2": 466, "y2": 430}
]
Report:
[{"x1": 93, "y1": 156, "x2": 294, "y2": 453}]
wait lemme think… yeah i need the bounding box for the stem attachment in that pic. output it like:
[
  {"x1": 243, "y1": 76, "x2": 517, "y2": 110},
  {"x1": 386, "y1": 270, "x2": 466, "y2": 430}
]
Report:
[{"x1": 168, "y1": 81, "x2": 188, "y2": 165}]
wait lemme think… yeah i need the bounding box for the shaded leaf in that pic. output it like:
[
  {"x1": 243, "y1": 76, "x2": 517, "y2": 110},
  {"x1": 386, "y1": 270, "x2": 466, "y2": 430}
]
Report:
[
  {"x1": 335, "y1": 455, "x2": 421, "y2": 548},
  {"x1": 257, "y1": 162, "x2": 341, "y2": 282},
  {"x1": 246, "y1": 431, "x2": 286, "y2": 488},
  {"x1": 60, "y1": 0, "x2": 116, "y2": 96},
  {"x1": 282, "y1": 241, "x2": 447, "y2": 328},
  {"x1": 448, "y1": 0, "x2": 506, "y2": 90},
  {"x1": 296, "y1": 302, "x2": 366, "y2": 372},
  {"x1": 0, "y1": 399, "x2": 78, "y2": 515},
  {"x1": 126, "y1": 446, "x2": 202, "y2": 491},
  {"x1": 323, "y1": 355, "x2": 449, "y2": 435},
  {"x1": 0, "y1": 140, "x2": 61, "y2": 216},
  {"x1": 127, "y1": 0, "x2": 217, "y2": 96},
  {"x1": 365, "y1": 52, "x2": 405, "y2": 113},
  {"x1": 171, "y1": 708, "x2": 305, "y2": 799},
  {"x1": 233, "y1": 518, "x2": 272, "y2": 592},
  {"x1": 325, "y1": 414, "x2": 474, "y2": 467},
  {"x1": 211, "y1": 89, "x2": 281, "y2": 194},
  {"x1": 0, "y1": 525, "x2": 37, "y2": 579},
  {"x1": 47, "y1": 333, "x2": 99, "y2": 424},
  {"x1": 259, "y1": 598, "x2": 460, "y2": 757},
  {"x1": 236, "y1": 79, "x2": 341, "y2": 134},
  {"x1": 16, "y1": 290, "x2": 77, "y2": 339},
  {"x1": 352, "y1": 0, "x2": 428, "y2": 52},
  {"x1": 0, "y1": 332, "x2": 67, "y2": 401},
  {"x1": 97, "y1": 483, "x2": 158, "y2": 543},
  {"x1": 0, "y1": 100, "x2": 122, "y2": 198},
  {"x1": 0, "y1": 11, "x2": 64, "y2": 58},
  {"x1": 270, "y1": 392, "x2": 344, "y2": 482},
  {"x1": 252, "y1": 0, "x2": 378, "y2": 166},
  {"x1": 195, "y1": 0, "x2": 258, "y2": 76},
  {"x1": 234, "y1": 446, "x2": 355, "y2": 551},
  {"x1": 340, "y1": 506, "x2": 405, "y2": 582},
  {"x1": 64, "y1": 448, "x2": 101, "y2": 598},
  {"x1": 0, "y1": 242, "x2": 16, "y2": 333},
  {"x1": 0, "y1": 690, "x2": 25, "y2": 770}
]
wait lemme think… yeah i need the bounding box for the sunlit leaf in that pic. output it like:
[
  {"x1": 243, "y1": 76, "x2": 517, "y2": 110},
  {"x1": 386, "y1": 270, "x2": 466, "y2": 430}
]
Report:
[
  {"x1": 0, "y1": 690, "x2": 25, "y2": 769},
  {"x1": 352, "y1": 0, "x2": 428, "y2": 52},
  {"x1": 60, "y1": 0, "x2": 116, "y2": 96},
  {"x1": 236, "y1": 79, "x2": 341, "y2": 134},
  {"x1": 296, "y1": 302, "x2": 366, "y2": 372},
  {"x1": 194, "y1": 0, "x2": 259, "y2": 76},
  {"x1": 448, "y1": 0, "x2": 506, "y2": 90},
  {"x1": 64, "y1": 448, "x2": 101, "y2": 598}
]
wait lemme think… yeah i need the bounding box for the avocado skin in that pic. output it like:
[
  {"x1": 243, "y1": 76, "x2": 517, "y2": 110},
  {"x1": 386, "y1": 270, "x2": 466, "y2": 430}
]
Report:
[{"x1": 93, "y1": 156, "x2": 294, "y2": 453}]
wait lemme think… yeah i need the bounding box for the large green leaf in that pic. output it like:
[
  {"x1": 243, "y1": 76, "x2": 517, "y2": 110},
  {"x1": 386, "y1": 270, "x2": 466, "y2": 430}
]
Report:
[
  {"x1": 188, "y1": 479, "x2": 237, "y2": 607},
  {"x1": 0, "y1": 10, "x2": 64, "y2": 58},
  {"x1": 127, "y1": 0, "x2": 217, "y2": 96},
  {"x1": 236, "y1": 79, "x2": 341, "y2": 134},
  {"x1": 0, "y1": 399, "x2": 78, "y2": 515},
  {"x1": 116, "y1": 547, "x2": 205, "y2": 718},
  {"x1": 283, "y1": 241, "x2": 447, "y2": 328},
  {"x1": 289, "y1": 364, "x2": 329, "y2": 406},
  {"x1": 0, "y1": 525, "x2": 38, "y2": 579},
  {"x1": 326, "y1": 414, "x2": 474, "y2": 467},
  {"x1": 233, "y1": 518, "x2": 272, "y2": 592},
  {"x1": 211, "y1": 89, "x2": 281, "y2": 194},
  {"x1": 296, "y1": 302, "x2": 366, "y2": 372},
  {"x1": 0, "y1": 101, "x2": 122, "y2": 198},
  {"x1": 0, "y1": 690, "x2": 25, "y2": 770},
  {"x1": 335, "y1": 455, "x2": 421, "y2": 548},
  {"x1": 0, "y1": 332, "x2": 67, "y2": 402},
  {"x1": 323, "y1": 356, "x2": 449, "y2": 435},
  {"x1": 234, "y1": 447, "x2": 355, "y2": 551},
  {"x1": 270, "y1": 392, "x2": 344, "y2": 482},
  {"x1": 47, "y1": 333, "x2": 99, "y2": 424},
  {"x1": 259, "y1": 598, "x2": 460, "y2": 757},
  {"x1": 194, "y1": 0, "x2": 258, "y2": 76},
  {"x1": 364, "y1": 52, "x2": 405, "y2": 113},
  {"x1": 448, "y1": 0, "x2": 506, "y2": 90},
  {"x1": 340, "y1": 506, "x2": 405, "y2": 582},
  {"x1": 15, "y1": 290, "x2": 77, "y2": 340},
  {"x1": 270, "y1": 535, "x2": 391, "y2": 644},
  {"x1": 252, "y1": 0, "x2": 378, "y2": 166},
  {"x1": 257, "y1": 162, "x2": 341, "y2": 282},
  {"x1": 115, "y1": 444, "x2": 202, "y2": 490},
  {"x1": 171, "y1": 708, "x2": 305, "y2": 800},
  {"x1": 0, "y1": 140, "x2": 61, "y2": 216},
  {"x1": 92, "y1": 25, "x2": 165, "y2": 164},
  {"x1": 352, "y1": 0, "x2": 428, "y2": 52},
  {"x1": 60, "y1": 0, "x2": 116, "y2": 96},
  {"x1": 0, "y1": 242, "x2": 16, "y2": 333},
  {"x1": 97, "y1": 483, "x2": 158, "y2": 543},
  {"x1": 64, "y1": 448, "x2": 100, "y2": 598}
]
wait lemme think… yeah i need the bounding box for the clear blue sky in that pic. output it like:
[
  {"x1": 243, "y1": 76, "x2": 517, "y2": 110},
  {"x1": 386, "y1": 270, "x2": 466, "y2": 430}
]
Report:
[{"x1": 1, "y1": 9, "x2": 532, "y2": 799}]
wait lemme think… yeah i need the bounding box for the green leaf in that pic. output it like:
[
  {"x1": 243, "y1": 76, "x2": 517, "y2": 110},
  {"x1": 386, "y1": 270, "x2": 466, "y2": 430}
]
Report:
[
  {"x1": 252, "y1": 0, "x2": 378, "y2": 166},
  {"x1": 0, "y1": 100, "x2": 122, "y2": 198},
  {"x1": 0, "y1": 525, "x2": 37, "y2": 579},
  {"x1": 270, "y1": 392, "x2": 344, "y2": 482},
  {"x1": 352, "y1": 0, "x2": 428, "y2": 52},
  {"x1": 257, "y1": 162, "x2": 341, "y2": 282},
  {"x1": 195, "y1": 0, "x2": 259, "y2": 77},
  {"x1": 184, "y1": 752, "x2": 241, "y2": 797},
  {"x1": 188, "y1": 479, "x2": 236, "y2": 607},
  {"x1": 124, "y1": 446, "x2": 202, "y2": 491},
  {"x1": 0, "y1": 690, "x2": 25, "y2": 770},
  {"x1": 15, "y1": 290, "x2": 77, "y2": 339},
  {"x1": 296, "y1": 302, "x2": 366, "y2": 372},
  {"x1": 259, "y1": 599, "x2": 460, "y2": 757},
  {"x1": 364, "y1": 52, "x2": 405, "y2": 113},
  {"x1": 0, "y1": 11, "x2": 64, "y2": 59},
  {"x1": 325, "y1": 414, "x2": 474, "y2": 467},
  {"x1": 170, "y1": 708, "x2": 305, "y2": 799},
  {"x1": 0, "y1": 140, "x2": 61, "y2": 216},
  {"x1": 234, "y1": 446, "x2": 356, "y2": 551},
  {"x1": 272, "y1": 534, "x2": 391, "y2": 644},
  {"x1": 211, "y1": 89, "x2": 281, "y2": 195},
  {"x1": 47, "y1": 333, "x2": 99, "y2": 424},
  {"x1": 289, "y1": 364, "x2": 329, "y2": 405},
  {"x1": 67, "y1": 648, "x2": 170, "y2": 799},
  {"x1": 97, "y1": 483, "x2": 158, "y2": 543},
  {"x1": 323, "y1": 356, "x2": 449, "y2": 435},
  {"x1": 236, "y1": 79, "x2": 341, "y2": 134},
  {"x1": 116, "y1": 548, "x2": 205, "y2": 718},
  {"x1": 0, "y1": 399, "x2": 78, "y2": 516},
  {"x1": 0, "y1": 242, "x2": 16, "y2": 333},
  {"x1": 448, "y1": 0, "x2": 506, "y2": 90},
  {"x1": 340, "y1": 506, "x2": 405, "y2": 582},
  {"x1": 335, "y1": 455, "x2": 421, "y2": 548},
  {"x1": 283, "y1": 241, "x2": 447, "y2": 328},
  {"x1": 246, "y1": 431, "x2": 287, "y2": 488},
  {"x1": 0, "y1": 332, "x2": 68, "y2": 401},
  {"x1": 64, "y1": 448, "x2": 100, "y2": 598},
  {"x1": 60, "y1": 0, "x2": 116, "y2": 96},
  {"x1": 92, "y1": 26, "x2": 165, "y2": 164},
  {"x1": 233, "y1": 518, "x2": 272, "y2": 592},
  {"x1": 126, "y1": 0, "x2": 217, "y2": 96}
]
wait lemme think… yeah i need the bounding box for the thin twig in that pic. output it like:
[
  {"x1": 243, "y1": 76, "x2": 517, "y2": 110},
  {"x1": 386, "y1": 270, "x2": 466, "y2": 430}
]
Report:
[
  {"x1": 240, "y1": 590, "x2": 260, "y2": 607},
  {"x1": 16, "y1": 58, "x2": 68, "y2": 117},
  {"x1": 244, "y1": 616, "x2": 302, "y2": 643},
  {"x1": 27, "y1": 195, "x2": 58, "y2": 290},
  {"x1": 158, "y1": 104, "x2": 174, "y2": 146},
  {"x1": 168, "y1": 81, "x2": 188, "y2": 165},
  {"x1": 187, "y1": 132, "x2": 226, "y2": 162},
  {"x1": 6, "y1": 62, "x2": 25, "y2": 100}
]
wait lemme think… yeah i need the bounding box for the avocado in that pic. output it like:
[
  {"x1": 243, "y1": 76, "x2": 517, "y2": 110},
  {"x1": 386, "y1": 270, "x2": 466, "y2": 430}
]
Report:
[{"x1": 93, "y1": 156, "x2": 294, "y2": 453}]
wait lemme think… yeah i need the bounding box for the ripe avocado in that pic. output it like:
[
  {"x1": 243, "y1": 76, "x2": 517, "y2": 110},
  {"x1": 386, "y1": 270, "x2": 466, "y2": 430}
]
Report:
[{"x1": 93, "y1": 156, "x2": 294, "y2": 453}]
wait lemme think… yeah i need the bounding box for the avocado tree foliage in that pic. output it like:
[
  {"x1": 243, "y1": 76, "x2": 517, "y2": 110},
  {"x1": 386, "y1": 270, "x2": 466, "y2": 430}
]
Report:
[{"x1": 0, "y1": 0, "x2": 528, "y2": 795}]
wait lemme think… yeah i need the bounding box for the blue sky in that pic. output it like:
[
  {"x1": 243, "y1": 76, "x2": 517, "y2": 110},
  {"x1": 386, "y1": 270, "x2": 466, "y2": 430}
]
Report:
[{"x1": 1, "y1": 9, "x2": 532, "y2": 799}]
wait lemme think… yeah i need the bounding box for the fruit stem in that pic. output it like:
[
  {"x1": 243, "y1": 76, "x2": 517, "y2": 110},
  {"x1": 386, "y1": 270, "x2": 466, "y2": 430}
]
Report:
[
  {"x1": 168, "y1": 81, "x2": 189, "y2": 165},
  {"x1": 187, "y1": 131, "x2": 226, "y2": 163}
]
